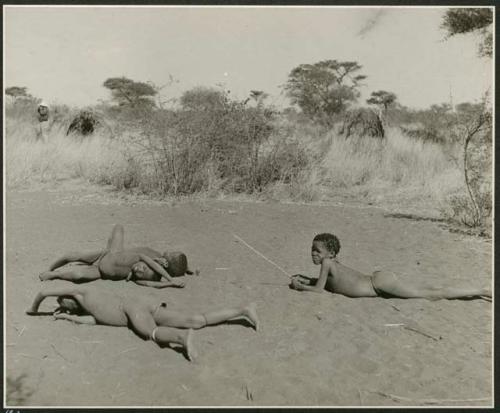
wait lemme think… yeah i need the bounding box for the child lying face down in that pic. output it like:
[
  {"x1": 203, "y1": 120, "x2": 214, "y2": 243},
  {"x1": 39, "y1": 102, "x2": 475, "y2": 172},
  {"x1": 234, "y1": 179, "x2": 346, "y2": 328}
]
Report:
[
  {"x1": 39, "y1": 225, "x2": 198, "y2": 288},
  {"x1": 26, "y1": 286, "x2": 259, "y2": 361},
  {"x1": 290, "y1": 233, "x2": 491, "y2": 300}
]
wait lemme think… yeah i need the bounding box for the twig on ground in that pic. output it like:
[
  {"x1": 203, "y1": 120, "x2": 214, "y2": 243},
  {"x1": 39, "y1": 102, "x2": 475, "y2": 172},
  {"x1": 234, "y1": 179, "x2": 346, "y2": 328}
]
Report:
[
  {"x1": 403, "y1": 325, "x2": 441, "y2": 341},
  {"x1": 245, "y1": 384, "x2": 254, "y2": 401},
  {"x1": 18, "y1": 326, "x2": 26, "y2": 337},
  {"x1": 118, "y1": 347, "x2": 137, "y2": 355},
  {"x1": 51, "y1": 344, "x2": 72, "y2": 363},
  {"x1": 17, "y1": 353, "x2": 39, "y2": 360},
  {"x1": 358, "y1": 388, "x2": 364, "y2": 406},
  {"x1": 390, "y1": 304, "x2": 401, "y2": 312},
  {"x1": 479, "y1": 295, "x2": 492, "y2": 302},
  {"x1": 372, "y1": 390, "x2": 490, "y2": 405},
  {"x1": 384, "y1": 323, "x2": 405, "y2": 327},
  {"x1": 70, "y1": 337, "x2": 102, "y2": 345}
]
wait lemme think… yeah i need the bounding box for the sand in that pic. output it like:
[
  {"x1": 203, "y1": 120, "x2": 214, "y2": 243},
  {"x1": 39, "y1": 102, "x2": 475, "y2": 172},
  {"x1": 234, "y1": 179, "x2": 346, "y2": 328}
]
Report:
[{"x1": 4, "y1": 184, "x2": 492, "y2": 407}]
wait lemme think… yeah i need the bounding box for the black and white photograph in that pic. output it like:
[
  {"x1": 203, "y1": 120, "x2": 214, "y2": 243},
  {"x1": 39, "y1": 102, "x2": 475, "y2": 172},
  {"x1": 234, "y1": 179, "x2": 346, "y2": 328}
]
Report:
[{"x1": 3, "y1": 4, "x2": 494, "y2": 408}]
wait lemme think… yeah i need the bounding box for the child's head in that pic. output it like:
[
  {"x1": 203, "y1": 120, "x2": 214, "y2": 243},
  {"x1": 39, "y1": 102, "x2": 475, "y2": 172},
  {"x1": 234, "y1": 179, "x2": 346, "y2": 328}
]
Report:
[
  {"x1": 131, "y1": 261, "x2": 149, "y2": 280},
  {"x1": 311, "y1": 233, "x2": 341, "y2": 264},
  {"x1": 56, "y1": 296, "x2": 83, "y2": 314},
  {"x1": 163, "y1": 251, "x2": 189, "y2": 277}
]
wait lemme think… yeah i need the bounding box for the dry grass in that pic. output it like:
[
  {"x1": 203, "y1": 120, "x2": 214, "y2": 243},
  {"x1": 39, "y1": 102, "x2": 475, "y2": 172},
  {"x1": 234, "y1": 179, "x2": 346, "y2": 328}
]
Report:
[
  {"x1": 258, "y1": 123, "x2": 468, "y2": 217},
  {"x1": 5, "y1": 111, "x2": 473, "y2": 219},
  {"x1": 5, "y1": 117, "x2": 130, "y2": 189}
]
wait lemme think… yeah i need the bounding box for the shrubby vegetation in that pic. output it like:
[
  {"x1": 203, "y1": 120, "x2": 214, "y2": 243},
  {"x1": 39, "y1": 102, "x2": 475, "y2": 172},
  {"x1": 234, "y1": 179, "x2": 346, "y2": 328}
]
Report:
[{"x1": 4, "y1": 8, "x2": 492, "y2": 232}]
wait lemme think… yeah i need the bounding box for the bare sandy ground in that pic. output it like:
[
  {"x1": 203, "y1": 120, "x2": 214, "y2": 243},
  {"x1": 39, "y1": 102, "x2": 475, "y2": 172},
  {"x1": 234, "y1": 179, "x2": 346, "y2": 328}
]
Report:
[{"x1": 4, "y1": 184, "x2": 492, "y2": 407}]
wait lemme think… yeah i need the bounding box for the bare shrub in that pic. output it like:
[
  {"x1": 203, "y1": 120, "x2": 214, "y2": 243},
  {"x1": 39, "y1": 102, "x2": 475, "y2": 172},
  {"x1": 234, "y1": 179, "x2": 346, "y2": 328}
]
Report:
[
  {"x1": 442, "y1": 101, "x2": 492, "y2": 228},
  {"x1": 118, "y1": 88, "x2": 310, "y2": 196},
  {"x1": 394, "y1": 104, "x2": 455, "y2": 144}
]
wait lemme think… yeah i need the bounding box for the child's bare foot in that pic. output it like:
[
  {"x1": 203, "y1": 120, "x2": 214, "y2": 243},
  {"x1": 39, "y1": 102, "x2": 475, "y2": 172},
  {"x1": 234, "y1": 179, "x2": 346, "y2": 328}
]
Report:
[
  {"x1": 184, "y1": 329, "x2": 197, "y2": 362},
  {"x1": 39, "y1": 271, "x2": 53, "y2": 281},
  {"x1": 244, "y1": 303, "x2": 259, "y2": 331}
]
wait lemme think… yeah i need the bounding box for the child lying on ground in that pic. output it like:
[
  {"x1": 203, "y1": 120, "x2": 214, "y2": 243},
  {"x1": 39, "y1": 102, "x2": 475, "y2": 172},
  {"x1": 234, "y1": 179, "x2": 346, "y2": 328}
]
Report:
[
  {"x1": 26, "y1": 285, "x2": 259, "y2": 361},
  {"x1": 39, "y1": 224, "x2": 198, "y2": 288},
  {"x1": 290, "y1": 233, "x2": 492, "y2": 300}
]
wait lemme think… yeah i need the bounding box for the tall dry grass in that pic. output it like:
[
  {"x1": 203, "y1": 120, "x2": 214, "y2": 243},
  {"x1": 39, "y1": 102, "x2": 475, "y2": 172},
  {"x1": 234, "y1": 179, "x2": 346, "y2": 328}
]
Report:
[
  {"x1": 5, "y1": 116, "x2": 130, "y2": 188},
  {"x1": 273, "y1": 123, "x2": 466, "y2": 214},
  {"x1": 5, "y1": 105, "x2": 477, "y2": 221}
]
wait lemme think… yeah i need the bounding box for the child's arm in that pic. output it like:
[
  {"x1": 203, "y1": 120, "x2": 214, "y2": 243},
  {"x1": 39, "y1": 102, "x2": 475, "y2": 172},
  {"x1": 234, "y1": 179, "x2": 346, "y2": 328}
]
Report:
[
  {"x1": 53, "y1": 313, "x2": 97, "y2": 325},
  {"x1": 138, "y1": 254, "x2": 185, "y2": 287},
  {"x1": 49, "y1": 250, "x2": 105, "y2": 271},
  {"x1": 133, "y1": 280, "x2": 183, "y2": 289},
  {"x1": 26, "y1": 287, "x2": 82, "y2": 314},
  {"x1": 291, "y1": 259, "x2": 332, "y2": 293}
]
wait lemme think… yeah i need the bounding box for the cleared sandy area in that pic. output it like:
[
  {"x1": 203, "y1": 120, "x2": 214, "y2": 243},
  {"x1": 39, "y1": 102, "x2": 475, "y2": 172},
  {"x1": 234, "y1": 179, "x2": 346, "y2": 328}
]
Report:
[{"x1": 5, "y1": 185, "x2": 492, "y2": 407}]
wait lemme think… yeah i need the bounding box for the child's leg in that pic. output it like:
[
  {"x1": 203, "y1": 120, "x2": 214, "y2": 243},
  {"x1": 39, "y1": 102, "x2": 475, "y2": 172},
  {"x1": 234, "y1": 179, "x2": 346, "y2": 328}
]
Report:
[
  {"x1": 49, "y1": 250, "x2": 105, "y2": 271},
  {"x1": 372, "y1": 270, "x2": 491, "y2": 300},
  {"x1": 123, "y1": 304, "x2": 196, "y2": 360},
  {"x1": 154, "y1": 303, "x2": 259, "y2": 330},
  {"x1": 40, "y1": 265, "x2": 101, "y2": 282},
  {"x1": 107, "y1": 224, "x2": 124, "y2": 253}
]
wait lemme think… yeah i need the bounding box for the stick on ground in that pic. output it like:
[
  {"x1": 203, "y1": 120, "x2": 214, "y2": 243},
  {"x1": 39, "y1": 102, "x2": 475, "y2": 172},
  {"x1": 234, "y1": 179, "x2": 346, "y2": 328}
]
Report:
[
  {"x1": 233, "y1": 234, "x2": 292, "y2": 278},
  {"x1": 372, "y1": 390, "x2": 490, "y2": 405},
  {"x1": 403, "y1": 325, "x2": 441, "y2": 341}
]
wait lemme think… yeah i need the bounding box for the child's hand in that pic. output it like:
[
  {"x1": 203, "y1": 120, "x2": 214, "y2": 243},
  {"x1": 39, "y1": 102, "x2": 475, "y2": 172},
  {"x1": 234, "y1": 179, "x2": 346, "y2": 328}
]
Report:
[
  {"x1": 53, "y1": 312, "x2": 70, "y2": 321},
  {"x1": 290, "y1": 278, "x2": 304, "y2": 291},
  {"x1": 172, "y1": 280, "x2": 185, "y2": 288}
]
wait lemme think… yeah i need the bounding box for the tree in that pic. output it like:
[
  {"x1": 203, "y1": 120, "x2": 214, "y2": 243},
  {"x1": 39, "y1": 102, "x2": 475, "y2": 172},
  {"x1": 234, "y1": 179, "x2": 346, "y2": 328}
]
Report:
[
  {"x1": 103, "y1": 77, "x2": 158, "y2": 108},
  {"x1": 451, "y1": 99, "x2": 492, "y2": 227},
  {"x1": 248, "y1": 90, "x2": 269, "y2": 106},
  {"x1": 441, "y1": 8, "x2": 493, "y2": 57},
  {"x1": 366, "y1": 90, "x2": 397, "y2": 125},
  {"x1": 179, "y1": 86, "x2": 228, "y2": 111},
  {"x1": 6, "y1": 86, "x2": 29, "y2": 98},
  {"x1": 283, "y1": 60, "x2": 366, "y2": 124},
  {"x1": 366, "y1": 90, "x2": 397, "y2": 111}
]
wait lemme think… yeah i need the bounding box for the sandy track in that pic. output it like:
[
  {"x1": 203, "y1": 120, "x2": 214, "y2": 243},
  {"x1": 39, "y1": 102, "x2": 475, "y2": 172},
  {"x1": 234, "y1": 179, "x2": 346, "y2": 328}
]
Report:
[{"x1": 5, "y1": 186, "x2": 492, "y2": 406}]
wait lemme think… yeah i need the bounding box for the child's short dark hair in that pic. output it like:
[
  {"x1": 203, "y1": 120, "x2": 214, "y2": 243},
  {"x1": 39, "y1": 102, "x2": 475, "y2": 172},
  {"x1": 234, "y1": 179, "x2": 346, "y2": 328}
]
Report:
[
  {"x1": 166, "y1": 252, "x2": 189, "y2": 277},
  {"x1": 57, "y1": 296, "x2": 84, "y2": 314},
  {"x1": 313, "y1": 233, "x2": 341, "y2": 255}
]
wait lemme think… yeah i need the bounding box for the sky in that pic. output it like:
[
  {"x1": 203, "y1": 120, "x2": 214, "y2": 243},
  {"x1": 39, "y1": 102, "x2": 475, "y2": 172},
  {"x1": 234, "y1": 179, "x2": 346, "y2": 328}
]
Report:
[{"x1": 4, "y1": 6, "x2": 493, "y2": 110}]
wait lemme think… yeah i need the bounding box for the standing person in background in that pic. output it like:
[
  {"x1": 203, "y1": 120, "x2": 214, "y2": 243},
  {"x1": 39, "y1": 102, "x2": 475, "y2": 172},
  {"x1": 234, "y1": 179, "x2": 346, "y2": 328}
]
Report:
[{"x1": 37, "y1": 101, "x2": 49, "y2": 143}]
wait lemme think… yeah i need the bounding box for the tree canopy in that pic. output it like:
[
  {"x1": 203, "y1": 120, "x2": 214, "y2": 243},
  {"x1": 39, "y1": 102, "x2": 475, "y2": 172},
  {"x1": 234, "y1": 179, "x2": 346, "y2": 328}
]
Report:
[
  {"x1": 366, "y1": 90, "x2": 397, "y2": 111},
  {"x1": 6, "y1": 86, "x2": 29, "y2": 98},
  {"x1": 179, "y1": 86, "x2": 228, "y2": 111},
  {"x1": 103, "y1": 77, "x2": 158, "y2": 108},
  {"x1": 283, "y1": 60, "x2": 366, "y2": 124},
  {"x1": 441, "y1": 8, "x2": 493, "y2": 57}
]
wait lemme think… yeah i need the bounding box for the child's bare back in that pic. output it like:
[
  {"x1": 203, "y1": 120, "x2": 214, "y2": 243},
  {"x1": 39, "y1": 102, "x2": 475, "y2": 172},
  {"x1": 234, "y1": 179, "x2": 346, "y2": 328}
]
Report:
[
  {"x1": 324, "y1": 259, "x2": 377, "y2": 297},
  {"x1": 291, "y1": 233, "x2": 491, "y2": 300},
  {"x1": 98, "y1": 248, "x2": 162, "y2": 280},
  {"x1": 39, "y1": 225, "x2": 188, "y2": 288},
  {"x1": 26, "y1": 286, "x2": 259, "y2": 361}
]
